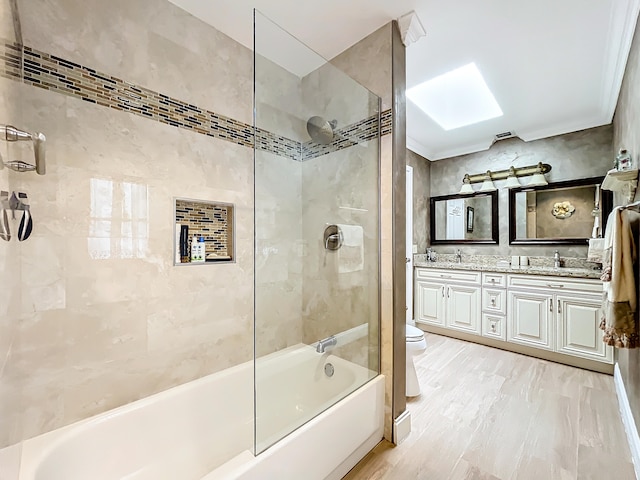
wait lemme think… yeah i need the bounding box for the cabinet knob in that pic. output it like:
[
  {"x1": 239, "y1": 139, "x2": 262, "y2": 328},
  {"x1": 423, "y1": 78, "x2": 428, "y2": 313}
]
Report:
[
  {"x1": 491, "y1": 298, "x2": 496, "y2": 307},
  {"x1": 491, "y1": 322, "x2": 496, "y2": 332}
]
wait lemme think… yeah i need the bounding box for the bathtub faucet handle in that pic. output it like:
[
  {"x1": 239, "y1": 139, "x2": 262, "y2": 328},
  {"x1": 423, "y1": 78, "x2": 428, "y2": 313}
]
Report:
[{"x1": 316, "y1": 335, "x2": 337, "y2": 353}]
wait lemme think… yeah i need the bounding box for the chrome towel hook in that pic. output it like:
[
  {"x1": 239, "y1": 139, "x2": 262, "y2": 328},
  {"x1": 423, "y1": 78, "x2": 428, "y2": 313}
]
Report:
[{"x1": 0, "y1": 125, "x2": 46, "y2": 175}]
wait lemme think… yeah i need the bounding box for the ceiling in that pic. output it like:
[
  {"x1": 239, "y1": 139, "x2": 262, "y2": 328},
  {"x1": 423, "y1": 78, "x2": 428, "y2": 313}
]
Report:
[{"x1": 169, "y1": 0, "x2": 640, "y2": 160}]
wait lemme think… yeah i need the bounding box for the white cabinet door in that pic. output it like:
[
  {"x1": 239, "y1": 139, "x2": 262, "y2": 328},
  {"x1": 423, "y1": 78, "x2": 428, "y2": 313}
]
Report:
[
  {"x1": 508, "y1": 291, "x2": 553, "y2": 350},
  {"x1": 556, "y1": 294, "x2": 613, "y2": 362},
  {"x1": 446, "y1": 284, "x2": 481, "y2": 334},
  {"x1": 416, "y1": 281, "x2": 445, "y2": 326}
]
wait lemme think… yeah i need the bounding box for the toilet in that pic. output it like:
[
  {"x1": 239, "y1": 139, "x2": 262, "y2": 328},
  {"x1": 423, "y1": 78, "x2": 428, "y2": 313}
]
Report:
[{"x1": 406, "y1": 324, "x2": 427, "y2": 397}]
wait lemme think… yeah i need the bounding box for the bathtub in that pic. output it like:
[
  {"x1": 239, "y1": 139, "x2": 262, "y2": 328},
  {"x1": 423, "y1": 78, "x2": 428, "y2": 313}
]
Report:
[{"x1": 17, "y1": 345, "x2": 384, "y2": 480}]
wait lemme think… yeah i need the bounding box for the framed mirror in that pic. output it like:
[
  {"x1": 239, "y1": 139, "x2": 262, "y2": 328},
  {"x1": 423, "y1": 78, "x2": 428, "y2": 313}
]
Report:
[
  {"x1": 508, "y1": 176, "x2": 612, "y2": 245},
  {"x1": 430, "y1": 191, "x2": 499, "y2": 244}
]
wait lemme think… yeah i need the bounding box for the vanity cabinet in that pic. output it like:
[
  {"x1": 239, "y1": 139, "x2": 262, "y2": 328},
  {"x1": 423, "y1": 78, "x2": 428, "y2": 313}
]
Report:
[
  {"x1": 415, "y1": 267, "x2": 613, "y2": 366},
  {"x1": 415, "y1": 269, "x2": 481, "y2": 334},
  {"x1": 507, "y1": 275, "x2": 612, "y2": 363}
]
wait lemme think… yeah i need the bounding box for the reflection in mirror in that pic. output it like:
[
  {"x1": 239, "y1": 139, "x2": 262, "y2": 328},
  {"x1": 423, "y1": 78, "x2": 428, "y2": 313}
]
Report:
[
  {"x1": 430, "y1": 191, "x2": 498, "y2": 244},
  {"x1": 509, "y1": 177, "x2": 612, "y2": 245}
]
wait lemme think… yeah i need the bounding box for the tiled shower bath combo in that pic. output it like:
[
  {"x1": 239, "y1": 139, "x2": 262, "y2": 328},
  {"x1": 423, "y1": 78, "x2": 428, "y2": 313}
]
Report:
[{"x1": 0, "y1": 1, "x2": 389, "y2": 478}]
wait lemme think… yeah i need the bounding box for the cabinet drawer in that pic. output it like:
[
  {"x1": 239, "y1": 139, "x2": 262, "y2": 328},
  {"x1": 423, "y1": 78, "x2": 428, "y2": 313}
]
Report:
[
  {"x1": 416, "y1": 268, "x2": 481, "y2": 284},
  {"x1": 482, "y1": 313, "x2": 506, "y2": 341},
  {"x1": 482, "y1": 273, "x2": 506, "y2": 288},
  {"x1": 482, "y1": 288, "x2": 507, "y2": 315},
  {"x1": 507, "y1": 274, "x2": 601, "y2": 294}
]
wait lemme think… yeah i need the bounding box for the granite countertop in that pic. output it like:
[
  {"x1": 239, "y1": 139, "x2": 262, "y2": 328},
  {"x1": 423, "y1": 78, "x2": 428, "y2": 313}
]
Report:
[{"x1": 413, "y1": 260, "x2": 602, "y2": 279}]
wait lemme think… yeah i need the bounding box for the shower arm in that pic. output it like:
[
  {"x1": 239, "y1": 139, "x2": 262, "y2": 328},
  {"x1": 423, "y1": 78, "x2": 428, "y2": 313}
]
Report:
[{"x1": 0, "y1": 125, "x2": 46, "y2": 175}]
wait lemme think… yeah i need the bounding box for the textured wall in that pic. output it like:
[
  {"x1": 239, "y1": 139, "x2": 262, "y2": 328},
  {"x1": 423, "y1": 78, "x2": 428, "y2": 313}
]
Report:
[
  {"x1": 613, "y1": 13, "x2": 640, "y2": 435},
  {"x1": 429, "y1": 125, "x2": 613, "y2": 257},
  {"x1": 407, "y1": 149, "x2": 430, "y2": 253}
]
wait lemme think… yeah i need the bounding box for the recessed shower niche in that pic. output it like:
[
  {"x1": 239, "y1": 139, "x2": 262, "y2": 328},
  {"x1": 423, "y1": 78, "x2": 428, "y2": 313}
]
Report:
[{"x1": 174, "y1": 198, "x2": 234, "y2": 265}]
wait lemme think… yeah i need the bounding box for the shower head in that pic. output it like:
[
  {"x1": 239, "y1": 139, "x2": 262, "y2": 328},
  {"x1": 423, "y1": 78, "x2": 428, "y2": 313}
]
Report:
[{"x1": 306, "y1": 116, "x2": 337, "y2": 145}]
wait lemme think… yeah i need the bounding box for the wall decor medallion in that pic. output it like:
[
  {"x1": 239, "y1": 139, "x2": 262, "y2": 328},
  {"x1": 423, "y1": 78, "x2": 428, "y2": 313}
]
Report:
[{"x1": 552, "y1": 201, "x2": 575, "y2": 219}]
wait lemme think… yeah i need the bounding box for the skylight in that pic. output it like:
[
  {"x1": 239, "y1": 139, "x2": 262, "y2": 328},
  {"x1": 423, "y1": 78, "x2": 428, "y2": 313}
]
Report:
[{"x1": 406, "y1": 63, "x2": 503, "y2": 130}]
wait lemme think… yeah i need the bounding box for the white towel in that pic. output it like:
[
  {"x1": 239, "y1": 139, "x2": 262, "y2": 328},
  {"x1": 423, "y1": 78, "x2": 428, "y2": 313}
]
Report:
[
  {"x1": 587, "y1": 238, "x2": 605, "y2": 263},
  {"x1": 337, "y1": 224, "x2": 364, "y2": 273},
  {"x1": 600, "y1": 207, "x2": 639, "y2": 348}
]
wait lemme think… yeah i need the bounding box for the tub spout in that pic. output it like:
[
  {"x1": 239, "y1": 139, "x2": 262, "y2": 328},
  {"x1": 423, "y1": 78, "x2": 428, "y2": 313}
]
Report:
[{"x1": 316, "y1": 335, "x2": 337, "y2": 353}]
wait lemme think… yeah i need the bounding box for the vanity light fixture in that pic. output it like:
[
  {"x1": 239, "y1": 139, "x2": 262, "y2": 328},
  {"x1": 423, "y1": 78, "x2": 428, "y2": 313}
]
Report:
[
  {"x1": 459, "y1": 174, "x2": 475, "y2": 195},
  {"x1": 478, "y1": 171, "x2": 497, "y2": 192},
  {"x1": 527, "y1": 163, "x2": 549, "y2": 186},
  {"x1": 460, "y1": 162, "x2": 551, "y2": 190},
  {"x1": 504, "y1": 167, "x2": 522, "y2": 188}
]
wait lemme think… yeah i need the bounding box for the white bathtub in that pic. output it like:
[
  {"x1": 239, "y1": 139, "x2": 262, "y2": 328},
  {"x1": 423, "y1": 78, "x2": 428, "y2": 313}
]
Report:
[{"x1": 18, "y1": 345, "x2": 384, "y2": 480}]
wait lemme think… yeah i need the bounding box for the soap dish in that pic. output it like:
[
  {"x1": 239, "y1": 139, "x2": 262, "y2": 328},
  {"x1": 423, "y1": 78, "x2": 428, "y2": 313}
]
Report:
[{"x1": 496, "y1": 260, "x2": 510, "y2": 268}]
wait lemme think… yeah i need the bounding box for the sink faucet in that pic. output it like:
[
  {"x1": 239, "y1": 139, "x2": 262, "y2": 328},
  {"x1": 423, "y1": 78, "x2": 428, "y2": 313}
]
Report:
[
  {"x1": 316, "y1": 335, "x2": 337, "y2": 353},
  {"x1": 456, "y1": 249, "x2": 462, "y2": 263},
  {"x1": 554, "y1": 250, "x2": 561, "y2": 268}
]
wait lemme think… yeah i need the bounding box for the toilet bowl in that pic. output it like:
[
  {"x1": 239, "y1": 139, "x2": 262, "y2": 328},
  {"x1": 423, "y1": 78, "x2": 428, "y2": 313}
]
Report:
[{"x1": 406, "y1": 324, "x2": 427, "y2": 397}]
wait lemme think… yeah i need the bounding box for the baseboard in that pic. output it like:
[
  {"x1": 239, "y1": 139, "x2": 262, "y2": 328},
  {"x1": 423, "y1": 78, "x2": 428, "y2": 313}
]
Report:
[
  {"x1": 393, "y1": 409, "x2": 412, "y2": 445},
  {"x1": 614, "y1": 363, "x2": 640, "y2": 479}
]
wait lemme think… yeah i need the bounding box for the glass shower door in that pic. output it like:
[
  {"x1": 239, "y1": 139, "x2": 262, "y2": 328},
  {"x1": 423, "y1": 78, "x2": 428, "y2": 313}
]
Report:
[{"x1": 253, "y1": 11, "x2": 380, "y2": 454}]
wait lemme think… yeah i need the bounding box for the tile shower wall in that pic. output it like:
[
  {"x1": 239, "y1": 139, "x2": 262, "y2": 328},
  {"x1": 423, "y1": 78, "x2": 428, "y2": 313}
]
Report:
[
  {"x1": 0, "y1": 0, "x2": 257, "y2": 449},
  {"x1": 299, "y1": 59, "x2": 380, "y2": 370},
  {"x1": 429, "y1": 125, "x2": 614, "y2": 257},
  {"x1": 0, "y1": 0, "x2": 24, "y2": 471},
  {"x1": 612, "y1": 12, "x2": 640, "y2": 437}
]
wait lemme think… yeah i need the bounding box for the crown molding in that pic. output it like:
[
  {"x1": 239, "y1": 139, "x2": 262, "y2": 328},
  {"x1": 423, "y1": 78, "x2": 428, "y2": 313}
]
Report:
[{"x1": 600, "y1": 0, "x2": 640, "y2": 120}]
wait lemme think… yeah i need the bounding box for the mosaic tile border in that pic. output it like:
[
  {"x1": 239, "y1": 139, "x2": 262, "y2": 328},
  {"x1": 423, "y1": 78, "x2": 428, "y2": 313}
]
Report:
[
  {"x1": 0, "y1": 40, "x2": 391, "y2": 162},
  {"x1": 175, "y1": 200, "x2": 232, "y2": 257}
]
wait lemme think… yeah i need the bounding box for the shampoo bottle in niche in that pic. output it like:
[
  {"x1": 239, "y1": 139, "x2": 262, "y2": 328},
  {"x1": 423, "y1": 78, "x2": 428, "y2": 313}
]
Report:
[
  {"x1": 198, "y1": 236, "x2": 206, "y2": 262},
  {"x1": 191, "y1": 235, "x2": 199, "y2": 262},
  {"x1": 191, "y1": 235, "x2": 205, "y2": 263}
]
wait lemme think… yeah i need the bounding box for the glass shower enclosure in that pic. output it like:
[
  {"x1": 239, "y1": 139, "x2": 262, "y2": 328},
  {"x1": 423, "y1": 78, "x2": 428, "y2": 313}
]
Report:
[{"x1": 253, "y1": 11, "x2": 381, "y2": 454}]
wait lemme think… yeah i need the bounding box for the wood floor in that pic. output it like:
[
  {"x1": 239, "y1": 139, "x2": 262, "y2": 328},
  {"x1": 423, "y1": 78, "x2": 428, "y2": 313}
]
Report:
[{"x1": 344, "y1": 333, "x2": 636, "y2": 480}]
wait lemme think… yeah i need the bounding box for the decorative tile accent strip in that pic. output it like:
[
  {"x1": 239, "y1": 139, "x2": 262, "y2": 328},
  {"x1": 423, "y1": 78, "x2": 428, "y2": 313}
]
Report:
[
  {"x1": 0, "y1": 40, "x2": 391, "y2": 161},
  {"x1": 301, "y1": 113, "x2": 380, "y2": 161},
  {"x1": 381, "y1": 109, "x2": 392, "y2": 136},
  {"x1": 0, "y1": 40, "x2": 22, "y2": 81},
  {"x1": 175, "y1": 199, "x2": 233, "y2": 260}
]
